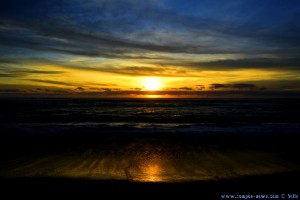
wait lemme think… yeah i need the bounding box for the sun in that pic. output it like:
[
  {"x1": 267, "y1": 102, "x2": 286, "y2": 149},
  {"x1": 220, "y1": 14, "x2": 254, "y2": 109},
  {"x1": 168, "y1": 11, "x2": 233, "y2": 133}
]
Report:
[{"x1": 143, "y1": 77, "x2": 161, "y2": 91}]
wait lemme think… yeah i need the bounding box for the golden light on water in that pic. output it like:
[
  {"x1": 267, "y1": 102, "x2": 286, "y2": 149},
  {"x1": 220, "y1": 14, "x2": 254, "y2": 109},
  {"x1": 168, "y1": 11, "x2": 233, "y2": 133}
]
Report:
[{"x1": 145, "y1": 95, "x2": 163, "y2": 98}]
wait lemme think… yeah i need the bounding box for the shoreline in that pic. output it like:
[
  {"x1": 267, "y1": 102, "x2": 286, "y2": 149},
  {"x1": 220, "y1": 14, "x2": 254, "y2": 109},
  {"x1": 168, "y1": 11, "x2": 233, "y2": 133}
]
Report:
[{"x1": 1, "y1": 171, "x2": 299, "y2": 198}]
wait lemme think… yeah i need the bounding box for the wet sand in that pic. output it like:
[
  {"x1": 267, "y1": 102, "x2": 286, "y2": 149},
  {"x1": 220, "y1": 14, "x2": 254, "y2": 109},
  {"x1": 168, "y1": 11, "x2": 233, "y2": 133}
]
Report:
[
  {"x1": 1, "y1": 130, "x2": 300, "y2": 198},
  {"x1": 1, "y1": 143, "x2": 299, "y2": 182},
  {"x1": 1, "y1": 172, "x2": 300, "y2": 198}
]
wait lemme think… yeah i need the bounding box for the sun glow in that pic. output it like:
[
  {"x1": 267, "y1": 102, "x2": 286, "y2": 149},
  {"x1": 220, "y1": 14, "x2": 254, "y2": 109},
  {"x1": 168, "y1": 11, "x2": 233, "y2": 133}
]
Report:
[{"x1": 143, "y1": 77, "x2": 161, "y2": 91}]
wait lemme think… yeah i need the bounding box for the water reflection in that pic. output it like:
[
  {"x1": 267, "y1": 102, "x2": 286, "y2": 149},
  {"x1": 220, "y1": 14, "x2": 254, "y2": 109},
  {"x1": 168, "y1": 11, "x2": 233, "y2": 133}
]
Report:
[
  {"x1": 145, "y1": 94, "x2": 163, "y2": 98},
  {"x1": 146, "y1": 164, "x2": 160, "y2": 181},
  {"x1": 124, "y1": 142, "x2": 300, "y2": 182},
  {"x1": 140, "y1": 159, "x2": 162, "y2": 182},
  {"x1": 2, "y1": 139, "x2": 300, "y2": 182},
  {"x1": 125, "y1": 142, "x2": 166, "y2": 182}
]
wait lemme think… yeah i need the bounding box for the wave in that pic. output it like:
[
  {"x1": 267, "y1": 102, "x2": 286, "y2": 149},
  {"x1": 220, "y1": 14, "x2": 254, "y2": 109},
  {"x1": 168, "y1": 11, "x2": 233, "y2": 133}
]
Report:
[{"x1": 2, "y1": 122, "x2": 300, "y2": 136}]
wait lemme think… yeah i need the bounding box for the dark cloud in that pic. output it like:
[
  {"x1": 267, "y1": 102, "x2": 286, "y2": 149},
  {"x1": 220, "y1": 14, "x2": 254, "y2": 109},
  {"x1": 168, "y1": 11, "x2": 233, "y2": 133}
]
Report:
[
  {"x1": 100, "y1": 88, "x2": 112, "y2": 92},
  {"x1": 36, "y1": 88, "x2": 50, "y2": 92},
  {"x1": 113, "y1": 66, "x2": 187, "y2": 76},
  {"x1": 165, "y1": 87, "x2": 193, "y2": 91},
  {"x1": 196, "y1": 58, "x2": 300, "y2": 70},
  {"x1": 152, "y1": 57, "x2": 300, "y2": 71},
  {"x1": 91, "y1": 83, "x2": 118, "y2": 86},
  {"x1": 0, "y1": 89, "x2": 21, "y2": 93},
  {"x1": 25, "y1": 79, "x2": 74, "y2": 86},
  {"x1": 282, "y1": 86, "x2": 300, "y2": 91},
  {"x1": 0, "y1": 18, "x2": 202, "y2": 60},
  {"x1": 18, "y1": 70, "x2": 64, "y2": 74},
  {"x1": 1, "y1": 58, "x2": 190, "y2": 77},
  {"x1": 178, "y1": 87, "x2": 193, "y2": 91},
  {"x1": 232, "y1": 84, "x2": 257, "y2": 90},
  {"x1": 196, "y1": 85, "x2": 205, "y2": 90},
  {"x1": 0, "y1": 59, "x2": 17, "y2": 64},
  {"x1": 75, "y1": 86, "x2": 84, "y2": 91},
  {"x1": 0, "y1": 73, "x2": 18, "y2": 77},
  {"x1": 0, "y1": 67, "x2": 65, "y2": 77},
  {"x1": 1, "y1": 0, "x2": 300, "y2": 60},
  {"x1": 123, "y1": 66, "x2": 163, "y2": 73},
  {"x1": 130, "y1": 88, "x2": 142, "y2": 91},
  {"x1": 210, "y1": 83, "x2": 259, "y2": 90},
  {"x1": 210, "y1": 84, "x2": 229, "y2": 90}
]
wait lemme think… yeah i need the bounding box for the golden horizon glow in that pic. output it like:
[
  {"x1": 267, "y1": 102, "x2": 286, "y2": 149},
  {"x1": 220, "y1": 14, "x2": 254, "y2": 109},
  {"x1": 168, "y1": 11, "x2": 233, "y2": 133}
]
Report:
[
  {"x1": 143, "y1": 77, "x2": 162, "y2": 91},
  {"x1": 1, "y1": 60, "x2": 300, "y2": 98}
]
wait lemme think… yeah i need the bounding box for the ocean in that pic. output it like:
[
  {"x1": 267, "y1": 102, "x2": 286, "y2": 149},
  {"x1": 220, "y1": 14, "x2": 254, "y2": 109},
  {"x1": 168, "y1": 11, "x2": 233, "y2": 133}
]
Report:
[{"x1": 1, "y1": 98, "x2": 300, "y2": 135}]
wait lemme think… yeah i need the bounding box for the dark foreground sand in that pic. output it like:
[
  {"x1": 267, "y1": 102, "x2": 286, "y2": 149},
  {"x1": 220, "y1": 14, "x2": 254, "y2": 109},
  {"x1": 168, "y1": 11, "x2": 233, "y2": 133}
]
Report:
[
  {"x1": 1, "y1": 172, "x2": 300, "y2": 198},
  {"x1": 1, "y1": 130, "x2": 300, "y2": 198}
]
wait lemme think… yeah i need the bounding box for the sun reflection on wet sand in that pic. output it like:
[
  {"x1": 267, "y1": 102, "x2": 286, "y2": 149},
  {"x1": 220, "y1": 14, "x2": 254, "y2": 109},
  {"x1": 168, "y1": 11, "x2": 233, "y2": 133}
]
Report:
[
  {"x1": 1, "y1": 140, "x2": 300, "y2": 182},
  {"x1": 124, "y1": 143, "x2": 167, "y2": 182},
  {"x1": 141, "y1": 162, "x2": 162, "y2": 182}
]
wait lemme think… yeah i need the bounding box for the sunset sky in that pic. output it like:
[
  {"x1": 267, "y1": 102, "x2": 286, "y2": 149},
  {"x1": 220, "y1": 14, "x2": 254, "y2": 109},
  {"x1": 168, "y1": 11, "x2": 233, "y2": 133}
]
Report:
[{"x1": 1, "y1": 0, "x2": 300, "y2": 98}]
